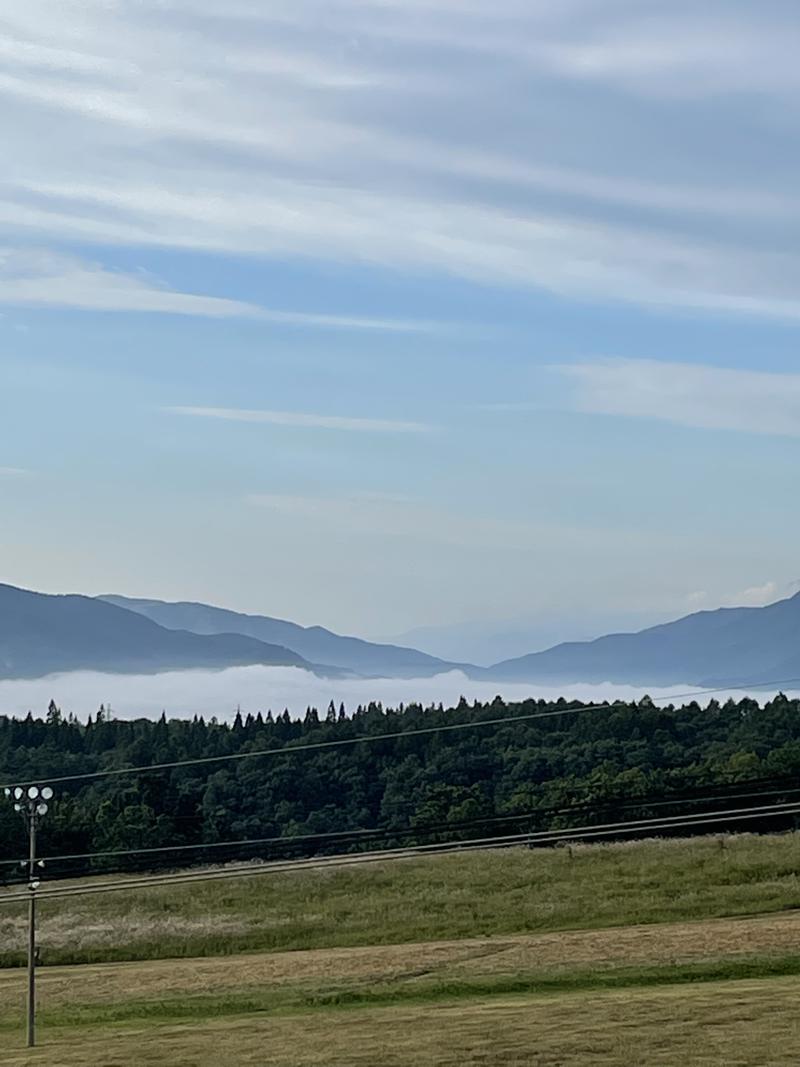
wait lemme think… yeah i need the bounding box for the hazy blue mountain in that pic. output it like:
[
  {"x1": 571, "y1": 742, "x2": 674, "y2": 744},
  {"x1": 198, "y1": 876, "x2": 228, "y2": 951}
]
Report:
[
  {"x1": 391, "y1": 608, "x2": 669, "y2": 667},
  {"x1": 486, "y1": 591, "x2": 800, "y2": 687},
  {"x1": 0, "y1": 584, "x2": 311, "y2": 679},
  {"x1": 11, "y1": 581, "x2": 798, "y2": 690},
  {"x1": 101, "y1": 595, "x2": 464, "y2": 678}
]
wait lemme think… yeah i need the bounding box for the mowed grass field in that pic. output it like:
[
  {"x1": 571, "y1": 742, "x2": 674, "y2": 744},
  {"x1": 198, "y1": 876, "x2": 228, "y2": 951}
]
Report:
[
  {"x1": 2, "y1": 979, "x2": 800, "y2": 1066},
  {"x1": 1, "y1": 834, "x2": 800, "y2": 1063}
]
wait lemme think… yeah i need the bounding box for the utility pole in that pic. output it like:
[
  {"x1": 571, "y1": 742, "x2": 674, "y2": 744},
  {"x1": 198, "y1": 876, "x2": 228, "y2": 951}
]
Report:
[{"x1": 4, "y1": 785, "x2": 53, "y2": 1048}]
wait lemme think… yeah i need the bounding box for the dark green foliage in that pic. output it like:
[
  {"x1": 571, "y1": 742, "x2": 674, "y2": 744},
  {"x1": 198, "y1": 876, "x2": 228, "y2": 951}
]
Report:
[{"x1": 2, "y1": 693, "x2": 800, "y2": 881}]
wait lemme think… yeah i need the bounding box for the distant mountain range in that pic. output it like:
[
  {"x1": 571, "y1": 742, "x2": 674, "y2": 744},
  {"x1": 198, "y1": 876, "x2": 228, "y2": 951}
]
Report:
[
  {"x1": 0, "y1": 584, "x2": 311, "y2": 680},
  {"x1": 391, "y1": 608, "x2": 668, "y2": 667},
  {"x1": 1, "y1": 582, "x2": 799, "y2": 688},
  {"x1": 101, "y1": 595, "x2": 462, "y2": 678},
  {"x1": 485, "y1": 592, "x2": 800, "y2": 688}
]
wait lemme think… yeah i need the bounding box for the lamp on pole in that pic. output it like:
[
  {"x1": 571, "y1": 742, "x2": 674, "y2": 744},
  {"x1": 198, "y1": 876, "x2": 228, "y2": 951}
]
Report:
[{"x1": 4, "y1": 784, "x2": 53, "y2": 1048}]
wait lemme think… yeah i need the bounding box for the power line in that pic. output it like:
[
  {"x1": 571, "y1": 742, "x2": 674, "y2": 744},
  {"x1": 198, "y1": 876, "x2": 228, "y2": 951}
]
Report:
[
  {"x1": 2, "y1": 678, "x2": 797, "y2": 793},
  {"x1": 1, "y1": 796, "x2": 798, "y2": 907},
  {"x1": 7, "y1": 802, "x2": 800, "y2": 905},
  {"x1": 15, "y1": 825, "x2": 389, "y2": 867},
  {"x1": 6, "y1": 778, "x2": 800, "y2": 873}
]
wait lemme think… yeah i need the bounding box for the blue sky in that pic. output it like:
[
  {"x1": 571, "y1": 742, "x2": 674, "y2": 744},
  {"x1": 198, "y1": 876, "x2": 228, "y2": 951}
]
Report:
[{"x1": 2, "y1": 0, "x2": 800, "y2": 652}]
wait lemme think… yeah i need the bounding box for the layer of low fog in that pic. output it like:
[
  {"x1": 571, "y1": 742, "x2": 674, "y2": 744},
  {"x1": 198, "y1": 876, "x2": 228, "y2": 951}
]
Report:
[{"x1": 0, "y1": 667, "x2": 795, "y2": 723}]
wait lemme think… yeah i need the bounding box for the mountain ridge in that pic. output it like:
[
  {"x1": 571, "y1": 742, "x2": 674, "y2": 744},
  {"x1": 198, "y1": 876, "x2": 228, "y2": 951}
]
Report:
[
  {"x1": 100, "y1": 595, "x2": 467, "y2": 678},
  {"x1": 0, "y1": 584, "x2": 314, "y2": 680},
  {"x1": 3, "y1": 581, "x2": 799, "y2": 689},
  {"x1": 485, "y1": 591, "x2": 800, "y2": 687}
]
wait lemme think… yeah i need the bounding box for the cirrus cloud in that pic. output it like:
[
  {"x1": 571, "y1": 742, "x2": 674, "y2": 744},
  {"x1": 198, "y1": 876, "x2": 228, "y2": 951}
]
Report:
[
  {"x1": 167, "y1": 407, "x2": 433, "y2": 434},
  {"x1": 0, "y1": 2, "x2": 800, "y2": 319},
  {"x1": 558, "y1": 359, "x2": 800, "y2": 438},
  {"x1": 0, "y1": 247, "x2": 435, "y2": 330}
]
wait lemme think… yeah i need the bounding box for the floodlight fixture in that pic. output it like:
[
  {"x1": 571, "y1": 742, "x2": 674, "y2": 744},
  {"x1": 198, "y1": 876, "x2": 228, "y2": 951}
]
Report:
[{"x1": 3, "y1": 781, "x2": 55, "y2": 1048}]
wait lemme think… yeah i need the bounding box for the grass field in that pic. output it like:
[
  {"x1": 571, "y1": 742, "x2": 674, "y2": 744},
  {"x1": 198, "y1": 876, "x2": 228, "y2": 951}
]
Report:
[
  {"x1": 1, "y1": 833, "x2": 800, "y2": 966},
  {"x1": 1, "y1": 978, "x2": 800, "y2": 1065},
  {"x1": 1, "y1": 910, "x2": 800, "y2": 1031},
  {"x1": 1, "y1": 833, "x2": 800, "y2": 1063}
]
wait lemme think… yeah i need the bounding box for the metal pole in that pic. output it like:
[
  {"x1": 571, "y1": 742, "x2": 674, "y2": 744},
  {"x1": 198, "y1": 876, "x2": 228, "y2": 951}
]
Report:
[
  {"x1": 26, "y1": 811, "x2": 36, "y2": 1049},
  {"x1": 4, "y1": 785, "x2": 51, "y2": 1049}
]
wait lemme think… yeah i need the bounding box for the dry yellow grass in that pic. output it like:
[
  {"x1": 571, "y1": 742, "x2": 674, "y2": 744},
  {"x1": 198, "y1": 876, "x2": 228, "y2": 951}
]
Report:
[
  {"x1": 0, "y1": 911, "x2": 798, "y2": 1021},
  {"x1": 2, "y1": 837, "x2": 800, "y2": 1063},
  {"x1": 0, "y1": 911, "x2": 250, "y2": 953},
  {"x1": 1, "y1": 977, "x2": 800, "y2": 1065}
]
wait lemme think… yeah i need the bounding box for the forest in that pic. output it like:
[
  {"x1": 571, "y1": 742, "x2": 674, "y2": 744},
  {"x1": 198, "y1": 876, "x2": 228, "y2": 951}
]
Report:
[{"x1": 1, "y1": 692, "x2": 799, "y2": 884}]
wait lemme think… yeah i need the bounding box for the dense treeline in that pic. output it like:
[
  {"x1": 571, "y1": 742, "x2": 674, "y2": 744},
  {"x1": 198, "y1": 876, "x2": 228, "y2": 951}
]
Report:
[{"x1": 2, "y1": 693, "x2": 800, "y2": 883}]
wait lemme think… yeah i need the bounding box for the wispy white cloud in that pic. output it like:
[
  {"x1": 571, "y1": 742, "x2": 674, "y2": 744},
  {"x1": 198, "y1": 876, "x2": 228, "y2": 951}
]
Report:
[
  {"x1": 732, "y1": 581, "x2": 793, "y2": 608},
  {"x1": 13, "y1": 183, "x2": 798, "y2": 323},
  {"x1": 247, "y1": 490, "x2": 679, "y2": 553},
  {"x1": 686, "y1": 578, "x2": 800, "y2": 611},
  {"x1": 246, "y1": 491, "x2": 547, "y2": 551},
  {"x1": 168, "y1": 407, "x2": 432, "y2": 434},
  {"x1": 0, "y1": 248, "x2": 432, "y2": 329},
  {"x1": 0, "y1": 2, "x2": 799, "y2": 318},
  {"x1": 530, "y1": 14, "x2": 800, "y2": 99},
  {"x1": 0, "y1": 248, "x2": 261, "y2": 318},
  {"x1": 558, "y1": 359, "x2": 800, "y2": 438},
  {"x1": 0, "y1": 466, "x2": 30, "y2": 477}
]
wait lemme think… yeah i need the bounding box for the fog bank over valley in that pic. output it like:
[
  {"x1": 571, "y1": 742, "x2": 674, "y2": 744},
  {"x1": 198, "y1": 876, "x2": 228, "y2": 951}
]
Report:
[{"x1": 0, "y1": 667, "x2": 793, "y2": 723}]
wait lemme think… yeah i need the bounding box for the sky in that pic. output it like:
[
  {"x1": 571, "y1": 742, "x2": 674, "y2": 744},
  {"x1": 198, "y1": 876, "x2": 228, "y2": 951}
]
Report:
[{"x1": 2, "y1": 0, "x2": 800, "y2": 652}]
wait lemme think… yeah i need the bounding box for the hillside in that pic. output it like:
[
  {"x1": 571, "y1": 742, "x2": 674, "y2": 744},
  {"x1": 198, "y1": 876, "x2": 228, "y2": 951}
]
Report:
[
  {"x1": 487, "y1": 591, "x2": 800, "y2": 687},
  {"x1": 2, "y1": 838, "x2": 800, "y2": 1064},
  {"x1": 101, "y1": 594, "x2": 462, "y2": 677},
  {"x1": 2, "y1": 692, "x2": 798, "y2": 878},
  {"x1": 3, "y1": 694, "x2": 800, "y2": 1063},
  {"x1": 0, "y1": 584, "x2": 311, "y2": 679},
  {"x1": 2, "y1": 836, "x2": 799, "y2": 965}
]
